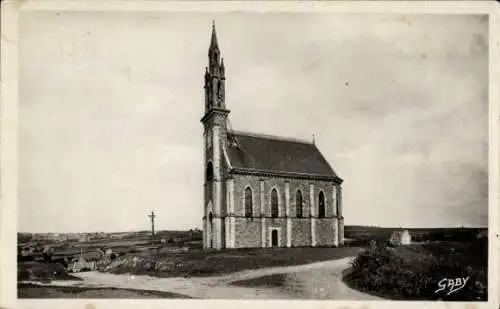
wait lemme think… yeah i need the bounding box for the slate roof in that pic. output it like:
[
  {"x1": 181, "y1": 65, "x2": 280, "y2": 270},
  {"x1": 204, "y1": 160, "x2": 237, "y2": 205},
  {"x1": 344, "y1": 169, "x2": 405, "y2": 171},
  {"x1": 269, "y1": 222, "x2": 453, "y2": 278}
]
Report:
[{"x1": 225, "y1": 131, "x2": 341, "y2": 181}]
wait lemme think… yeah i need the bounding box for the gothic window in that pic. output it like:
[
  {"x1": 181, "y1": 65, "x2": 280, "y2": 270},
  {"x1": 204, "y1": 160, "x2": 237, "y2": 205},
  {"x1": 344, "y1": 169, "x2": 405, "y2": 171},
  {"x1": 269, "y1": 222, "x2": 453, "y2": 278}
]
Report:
[
  {"x1": 296, "y1": 190, "x2": 303, "y2": 218},
  {"x1": 245, "y1": 187, "x2": 253, "y2": 218},
  {"x1": 318, "y1": 191, "x2": 325, "y2": 218},
  {"x1": 271, "y1": 189, "x2": 279, "y2": 218},
  {"x1": 206, "y1": 162, "x2": 214, "y2": 181}
]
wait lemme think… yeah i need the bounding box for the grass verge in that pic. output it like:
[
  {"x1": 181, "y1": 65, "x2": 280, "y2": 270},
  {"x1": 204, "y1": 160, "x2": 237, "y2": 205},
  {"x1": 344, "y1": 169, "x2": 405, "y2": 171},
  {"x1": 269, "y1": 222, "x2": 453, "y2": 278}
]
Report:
[
  {"x1": 101, "y1": 246, "x2": 362, "y2": 278},
  {"x1": 17, "y1": 283, "x2": 192, "y2": 298}
]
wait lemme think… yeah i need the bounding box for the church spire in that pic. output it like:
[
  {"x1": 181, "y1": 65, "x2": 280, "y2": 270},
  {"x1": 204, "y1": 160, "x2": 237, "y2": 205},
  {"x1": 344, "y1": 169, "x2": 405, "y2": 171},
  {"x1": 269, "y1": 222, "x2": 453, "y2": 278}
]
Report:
[
  {"x1": 208, "y1": 21, "x2": 221, "y2": 75},
  {"x1": 204, "y1": 21, "x2": 227, "y2": 113},
  {"x1": 209, "y1": 20, "x2": 219, "y2": 53}
]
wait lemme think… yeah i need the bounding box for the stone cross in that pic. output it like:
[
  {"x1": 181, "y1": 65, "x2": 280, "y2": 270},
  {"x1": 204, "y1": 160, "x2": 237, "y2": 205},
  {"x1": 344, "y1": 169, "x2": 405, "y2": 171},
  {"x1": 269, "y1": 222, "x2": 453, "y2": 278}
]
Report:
[{"x1": 148, "y1": 211, "x2": 156, "y2": 245}]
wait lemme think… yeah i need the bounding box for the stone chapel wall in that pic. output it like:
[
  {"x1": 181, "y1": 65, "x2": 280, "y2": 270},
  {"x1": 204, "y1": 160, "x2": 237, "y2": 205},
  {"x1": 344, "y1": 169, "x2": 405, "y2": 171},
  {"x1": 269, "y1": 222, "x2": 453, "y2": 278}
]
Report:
[{"x1": 228, "y1": 173, "x2": 340, "y2": 248}]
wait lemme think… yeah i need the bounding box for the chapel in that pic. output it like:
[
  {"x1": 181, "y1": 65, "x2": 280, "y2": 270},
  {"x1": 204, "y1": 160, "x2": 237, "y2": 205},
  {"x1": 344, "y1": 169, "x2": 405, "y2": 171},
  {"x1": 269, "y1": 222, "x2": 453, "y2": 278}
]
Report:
[{"x1": 201, "y1": 23, "x2": 344, "y2": 249}]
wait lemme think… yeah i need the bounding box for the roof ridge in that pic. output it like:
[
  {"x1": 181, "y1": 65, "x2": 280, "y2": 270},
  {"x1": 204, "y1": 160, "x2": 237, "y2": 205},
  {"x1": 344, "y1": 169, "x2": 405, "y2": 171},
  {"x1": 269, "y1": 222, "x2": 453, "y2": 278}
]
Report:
[{"x1": 230, "y1": 130, "x2": 313, "y2": 145}]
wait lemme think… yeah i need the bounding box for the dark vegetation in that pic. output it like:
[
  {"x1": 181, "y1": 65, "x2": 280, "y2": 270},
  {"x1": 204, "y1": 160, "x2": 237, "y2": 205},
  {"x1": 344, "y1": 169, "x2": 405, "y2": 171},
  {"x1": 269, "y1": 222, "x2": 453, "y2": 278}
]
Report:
[
  {"x1": 18, "y1": 262, "x2": 83, "y2": 283},
  {"x1": 102, "y1": 247, "x2": 362, "y2": 278},
  {"x1": 343, "y1": 226, "x2": 488, "y2": 301},
  {"x1": 19, "y1": 226, "x2": 488, "y2": 301},
  {"x1": 18, "y1": 283, "x2": 192, "y2": 298},
  {"x1": 17, "y1": 229, "x2": 203, "y2": 280}
]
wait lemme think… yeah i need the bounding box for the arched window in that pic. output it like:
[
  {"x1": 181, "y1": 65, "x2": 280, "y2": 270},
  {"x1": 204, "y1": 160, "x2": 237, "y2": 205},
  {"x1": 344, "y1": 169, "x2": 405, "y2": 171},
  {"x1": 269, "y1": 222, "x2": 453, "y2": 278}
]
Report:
[
  {"x1": 206, "y1": 162, "x2": 213, "y2": 181},
  {"x1": 245, "y1": 187, "x2": 253, "y2": 217},
  {"x1": 296, "y1": 190, "x2": 303, "y2": 218},
  {"x1": 318, "y1": 191, "x2": 325, "y2": 218},
  {"x1": 271, "y1": 189, "x2": 279, "y2": 218}
]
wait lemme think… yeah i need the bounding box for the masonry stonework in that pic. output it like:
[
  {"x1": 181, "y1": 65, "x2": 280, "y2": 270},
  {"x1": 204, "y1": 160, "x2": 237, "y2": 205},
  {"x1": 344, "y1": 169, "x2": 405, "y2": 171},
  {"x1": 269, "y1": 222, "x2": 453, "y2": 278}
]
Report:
[
  {"x1": 291, "y1": 219, "x2": 312, "y2": 247},
  {"x1": 234, "y1": 218, "x2": 262, "y2": 248},
  {"x1": 201, "y1": 24, "x2": 344, "y2": 249},
  {"x1": 315, "y1": 219, "x2": 336, "y2": 246}
]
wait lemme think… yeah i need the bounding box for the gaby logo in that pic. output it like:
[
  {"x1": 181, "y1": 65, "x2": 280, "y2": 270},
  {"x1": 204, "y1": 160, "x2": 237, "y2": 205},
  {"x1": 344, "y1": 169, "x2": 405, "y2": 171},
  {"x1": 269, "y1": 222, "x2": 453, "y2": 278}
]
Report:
[{"x1": 435, "y1": 277, "x2": 470, "y2": 295}]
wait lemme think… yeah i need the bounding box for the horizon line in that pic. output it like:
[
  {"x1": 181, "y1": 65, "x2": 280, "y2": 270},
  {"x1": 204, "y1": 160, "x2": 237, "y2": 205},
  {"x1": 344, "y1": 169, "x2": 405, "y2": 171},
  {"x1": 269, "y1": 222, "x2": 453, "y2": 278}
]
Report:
[{"x1": 18, "y1": 224, "x2": 489, "y2": 235}]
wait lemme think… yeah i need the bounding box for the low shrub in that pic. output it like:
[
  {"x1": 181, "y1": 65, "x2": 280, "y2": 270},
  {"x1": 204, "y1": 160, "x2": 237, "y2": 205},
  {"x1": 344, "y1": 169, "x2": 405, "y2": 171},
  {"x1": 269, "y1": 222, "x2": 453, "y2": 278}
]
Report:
[
  {"x1": 343, "y1": 241, "x2": 487, "y2": 301},
  {"x1": 18, "y1": 262, "x2": 82, "y2": 282}
]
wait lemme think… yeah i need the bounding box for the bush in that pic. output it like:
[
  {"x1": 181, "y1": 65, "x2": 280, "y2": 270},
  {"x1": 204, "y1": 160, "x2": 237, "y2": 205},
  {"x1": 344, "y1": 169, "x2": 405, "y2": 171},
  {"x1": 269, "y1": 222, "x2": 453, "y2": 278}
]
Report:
[
  {"x1": 344, "y1": 241, "x2": 487, "y2": 301},
  {"x1": 18, "y1": 262, "x2": 79, "y2": 282}
]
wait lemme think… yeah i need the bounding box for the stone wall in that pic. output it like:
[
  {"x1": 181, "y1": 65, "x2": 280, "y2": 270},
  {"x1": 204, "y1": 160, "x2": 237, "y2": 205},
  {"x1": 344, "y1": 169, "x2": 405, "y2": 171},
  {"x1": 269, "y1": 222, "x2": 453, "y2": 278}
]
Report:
[
  {"x1": 315, "y1": 218, "x2": 336, "y2": 246},
  {"x1": 291, "y1": 219, "x2": 311, "y2": 247},
  {"x1": 234, "y1": 218, "x2": 261, "y2": 248},
  {"x1": 225, "y1": 173, "x2": 342, "y2": 248},
  {"x1": 265, "y1": 218, "x2": 287, "y2": 247},
  {"x1": 234, "y1": 217, "x2": 262, "y2": 248},
  {"x1": 230, "y1": 174, "x2": 338, "y2": 219}
]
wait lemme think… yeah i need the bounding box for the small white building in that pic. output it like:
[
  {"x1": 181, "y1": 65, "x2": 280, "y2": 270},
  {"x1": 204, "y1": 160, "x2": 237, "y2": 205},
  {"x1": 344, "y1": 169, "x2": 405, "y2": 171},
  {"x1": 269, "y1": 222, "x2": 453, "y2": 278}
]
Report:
[{"x1": 389, "y1": 230, "x2": 412, "y2": 246}]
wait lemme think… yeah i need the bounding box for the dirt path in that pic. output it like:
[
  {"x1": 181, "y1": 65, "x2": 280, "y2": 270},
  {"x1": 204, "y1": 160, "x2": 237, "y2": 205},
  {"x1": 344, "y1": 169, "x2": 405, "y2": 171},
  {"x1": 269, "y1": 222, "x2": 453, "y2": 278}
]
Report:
[{"x1": 54, "y1": 257, "x2": 380, "y2": 299}]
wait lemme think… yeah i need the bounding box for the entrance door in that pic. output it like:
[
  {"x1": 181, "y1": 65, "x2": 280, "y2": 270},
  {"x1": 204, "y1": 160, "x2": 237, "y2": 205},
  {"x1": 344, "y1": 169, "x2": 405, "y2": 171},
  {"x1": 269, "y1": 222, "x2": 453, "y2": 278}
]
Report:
[
  {"x1": 208, "y1": 212, "x2": 213, "y2": 248},
  {"x1": 271, "y1": 229, "x2": 279, "y2": 247}
]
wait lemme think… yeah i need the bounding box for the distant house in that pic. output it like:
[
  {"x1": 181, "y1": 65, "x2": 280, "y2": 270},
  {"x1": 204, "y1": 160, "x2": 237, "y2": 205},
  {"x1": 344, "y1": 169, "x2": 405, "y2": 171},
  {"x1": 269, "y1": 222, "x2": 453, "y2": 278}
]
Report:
[
  {"x1": 110, "y1": 232, "x2": 130, "y2": 239},
  {"x1": 389, "y1": 230, "x2": 412, "y2": 246},
  {"x1": 82, "y1": 250, "x2": 103, "y2": 262},
  {"x1": 69, "y1": 256, "x2": 96, "y2": 272},
  {"x1": 66, "y1": 248, "x2": 103, "y2": 272},
  {"x1": 78, "y1": 234, "x2": 90, "y2": 242}
]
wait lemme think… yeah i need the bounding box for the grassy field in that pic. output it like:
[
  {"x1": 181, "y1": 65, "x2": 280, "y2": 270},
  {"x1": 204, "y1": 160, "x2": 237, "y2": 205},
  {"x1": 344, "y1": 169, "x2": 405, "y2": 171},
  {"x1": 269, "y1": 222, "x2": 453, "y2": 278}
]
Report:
[
  {"x1": 18, "y1": 283, "x2": 192, "y2": 298},
  {"x1": 73, "y1": 240, "x2": 151, "y2": 248},
  {"x1": 344, "y1": 225, "x2": 486, "y2": 246},
  {"x1": 102, "y1": 247, "x2": 363, "y2": 278},
  {"x1": 343, "y1": 239, "x2": 488, "y2": 301}
]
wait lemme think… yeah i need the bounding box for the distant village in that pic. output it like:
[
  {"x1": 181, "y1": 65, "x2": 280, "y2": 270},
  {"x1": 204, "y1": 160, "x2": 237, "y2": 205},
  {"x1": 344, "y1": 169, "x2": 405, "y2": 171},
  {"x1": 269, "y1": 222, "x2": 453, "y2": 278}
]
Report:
[
  {"x1": 21, "y1": 231, "x2": 150, "y2": 243},
  {"x1": 19, "y1": 228, "x2": 202, "y2": 243},
  {"x1": 18, "y1": 229, "x2": 203, "y2": 275}
]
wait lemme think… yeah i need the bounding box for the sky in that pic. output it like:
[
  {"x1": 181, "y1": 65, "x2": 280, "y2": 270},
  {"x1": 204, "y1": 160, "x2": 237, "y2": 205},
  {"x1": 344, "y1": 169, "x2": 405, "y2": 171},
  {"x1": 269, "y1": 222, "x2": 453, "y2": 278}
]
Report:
[{"x1": 18, "y1": 12, "x2": 489, "y2": 233}]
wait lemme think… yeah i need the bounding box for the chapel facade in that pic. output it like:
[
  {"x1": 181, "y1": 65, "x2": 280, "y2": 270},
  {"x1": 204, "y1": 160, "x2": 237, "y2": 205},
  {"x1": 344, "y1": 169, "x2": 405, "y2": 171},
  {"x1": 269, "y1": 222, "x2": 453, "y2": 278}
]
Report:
[{"x1": 201, "y1": 24, "x2": 344, "y2": 249}]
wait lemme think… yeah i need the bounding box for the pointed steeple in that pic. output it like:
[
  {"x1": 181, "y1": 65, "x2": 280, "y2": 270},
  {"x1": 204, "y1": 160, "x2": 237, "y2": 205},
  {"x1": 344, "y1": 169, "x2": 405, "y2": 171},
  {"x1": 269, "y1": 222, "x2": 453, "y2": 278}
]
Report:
[
  {"x1": 209, "y1": 20, "x2": 219, "y2": 52},
  {"x1": 208, "y1": 20, "x2": 222, "y2": 76},
  {"x1": 203, "y1": 21, "x2": 227, "y2": 113}
]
